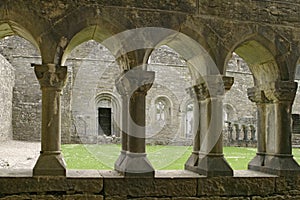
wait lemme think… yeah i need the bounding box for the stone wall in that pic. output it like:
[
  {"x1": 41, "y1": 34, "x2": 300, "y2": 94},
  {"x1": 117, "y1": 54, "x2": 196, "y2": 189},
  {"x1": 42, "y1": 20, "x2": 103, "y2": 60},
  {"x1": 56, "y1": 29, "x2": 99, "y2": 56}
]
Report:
[
  {"x1": 0, "y1": 36, "x2": 42, "y2": 141},
  {"x1": 68, "y1": 42, "x2": 193, "y2": 144},
  {"x1": 0, "y1": 55, "x2": 14, "y2": 141},
  {"x1": 0, "y1": 170, "x2": 300, "y2": 200},
  {"x1": 2, "y1": 36, "x2": 300, "y2": 145}
]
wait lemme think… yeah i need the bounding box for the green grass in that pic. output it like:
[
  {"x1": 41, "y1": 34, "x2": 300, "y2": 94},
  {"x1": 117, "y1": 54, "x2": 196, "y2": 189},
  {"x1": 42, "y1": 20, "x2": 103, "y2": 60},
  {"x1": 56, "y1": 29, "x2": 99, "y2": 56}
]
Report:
[{"x1": 61, "y1": 144, "x2": 300, "y2": 170}]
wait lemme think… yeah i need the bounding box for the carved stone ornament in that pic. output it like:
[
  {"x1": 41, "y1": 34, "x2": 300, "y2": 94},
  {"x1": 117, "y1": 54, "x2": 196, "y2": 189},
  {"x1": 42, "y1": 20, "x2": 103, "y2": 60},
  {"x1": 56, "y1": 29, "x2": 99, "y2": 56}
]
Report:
[
  {"x1": 264, "y1": 81, "x2": 298, "y2": 102},
  {"x1": 33, "y1": 64, "x2": 68, "y2": 90},
  {"x1": 115, "y1": 69, "x2": 155, "y2": 96},
  {"x1": 247, "y1": 87, "x2": 270, "y2": 104}
]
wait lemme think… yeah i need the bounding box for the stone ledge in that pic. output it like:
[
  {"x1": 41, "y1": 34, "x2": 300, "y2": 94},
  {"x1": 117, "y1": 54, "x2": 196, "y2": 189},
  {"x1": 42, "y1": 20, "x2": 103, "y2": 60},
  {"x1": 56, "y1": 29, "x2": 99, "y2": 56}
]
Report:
[
  {"x1": 0, "y1": 169, "x2": 103, "y2": 195},
  {"x1": 0, "y1": 169, "x2": 299, "y2": 199}
]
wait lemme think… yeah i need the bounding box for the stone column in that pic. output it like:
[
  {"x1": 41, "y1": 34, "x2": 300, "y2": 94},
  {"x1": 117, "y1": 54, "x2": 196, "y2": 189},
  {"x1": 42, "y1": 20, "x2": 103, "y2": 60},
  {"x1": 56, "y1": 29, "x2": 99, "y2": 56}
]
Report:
[
  {"x1": 114, "y1": 73, "x2": 129, "y2": 171},
  {"x1": 263, "y1": 81, "x2": 300, "y2": 176},
  {"x1": 227, "y1": 122, "x2": 233, "y2": 143},
  {"x1": 185, "y1": 76, "x2": 233, "y2": 176},
  {"x1": 115, "y1": 69, "x2": 155, "y2": 176},
  {"x1": 247, "y1": 86, "x2": 268, "y2": 171},
  {"x1": 234, "y1": 124, "x2": 241, "y2": 141},
  {"x1": 32, "y1": 63, "x2": 68, "y2": 176},
  {"x1": 249, "y1": 125, "x2": 256, "y2": 141},
  {"x1": 242, "y1": 125, "x2": 248, "y2": 141},
  {"x1": 184, "y1": 84, "x2": 207, "y2": 172}
]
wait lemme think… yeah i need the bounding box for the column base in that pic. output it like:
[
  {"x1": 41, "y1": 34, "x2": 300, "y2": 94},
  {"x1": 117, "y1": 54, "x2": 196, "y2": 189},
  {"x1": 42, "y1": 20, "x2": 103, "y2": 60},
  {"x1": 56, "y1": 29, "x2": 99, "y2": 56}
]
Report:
[
  {"x1": 114, "y1": 150, "x2": 127, "y2": 171},
  {"x1": 33, "y1": 152, "x2": 66, "y2": 176},
  {"x1": 184, "y1": 151, "x2": 200, "y2": 172},
  {"x1": 186, "y1": 153, "x2": 233, "y2": 177},
  {"x1": 248, "y1": 153, "x2": 265, "y2": 172},
  {"x1": 262, "y1": 154, "x2": 300, "y2": 176},
  {"x1": 115, "y1": 152, "x2": 154, "y2": 177}
]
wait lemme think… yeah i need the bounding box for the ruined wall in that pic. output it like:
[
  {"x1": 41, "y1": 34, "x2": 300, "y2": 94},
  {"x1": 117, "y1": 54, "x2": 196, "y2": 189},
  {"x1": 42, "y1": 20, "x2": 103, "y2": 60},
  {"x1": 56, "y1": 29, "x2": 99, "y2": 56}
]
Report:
[
  {"x1": 0, "y1": 36, "x2": 41, "y2": 141},
  {"x1": 2, "y1": 37, "x2": 300, "y2": 144},
  {"x1": 0, "y1": 55, "x2": 14, "y2": 141}
]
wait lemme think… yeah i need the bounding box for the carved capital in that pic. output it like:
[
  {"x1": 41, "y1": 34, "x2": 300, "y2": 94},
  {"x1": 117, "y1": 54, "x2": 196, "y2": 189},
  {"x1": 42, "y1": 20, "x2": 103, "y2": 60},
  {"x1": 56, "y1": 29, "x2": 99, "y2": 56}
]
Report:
[
  {"x1": 222, "y1": 76, "x2": 234, "y2": 92},
  {"x1": 247, "y1": 87, "x2": 270, "y2": 104},
  {"x1": 115, "y1": 72, "x2": 130, "y2": 96},
  {"x1": 187, "y1": 84, "x2": 209, "y2": 101},
  {"x1": 115, "y1": 69, "x2": 155, "y2": 96},
  {"x1": 264, "y1": 81, "x2": 297, "y2": 102},
  {"x1": 203, "y1": 75, "x2": 225, "y2": 97},
  {"x1": 189, "y1": 75, "x2": 231, "y2": 101},
  {"x1": 33, "y1": 64, "x2": 68, "y2": 90}
]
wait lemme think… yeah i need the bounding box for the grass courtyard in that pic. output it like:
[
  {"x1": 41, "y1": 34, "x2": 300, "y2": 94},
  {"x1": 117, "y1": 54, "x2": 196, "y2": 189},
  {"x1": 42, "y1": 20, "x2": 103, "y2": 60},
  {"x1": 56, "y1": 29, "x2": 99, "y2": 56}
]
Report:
[{"x1": 61, "y1": 144, "x2": 300, "y2": 170}]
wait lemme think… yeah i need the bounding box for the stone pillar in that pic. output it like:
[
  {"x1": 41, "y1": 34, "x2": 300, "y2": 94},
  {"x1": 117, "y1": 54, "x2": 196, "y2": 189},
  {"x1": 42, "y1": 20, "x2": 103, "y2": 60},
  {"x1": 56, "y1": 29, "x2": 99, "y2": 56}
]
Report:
[
  {"x1": 32, "y1": 64, "x2": 68, "y2": 176},
  {"x1": 185, "y1": 76, "x2": 233, "y2": 176},
  {"x1": 250, "y1": 125, "x2": 256, "y2": 141},
  {"x1": 227, "y1": 122, "x2": 233, "y2": 143},
  {"x1": 263, "y1": 81, "x2": 300, "y2": 176},
  {"x1": 114, "y1": 69, "x2": 155, "y2": 176},
  {"x1": 234, "y1": 124, "x2": 241, "y2": 141},
  {"x1": 247, "y1": 87, "x2": 268, "y2": 172},
  {"x1": 114, "y1": 74, "x2": 129, "y2": 171},
  {"x1": 242, "y1": 125, "x2": 248, "y2": 141},
  {"x1": 184, "y1": 84, "x2": 207, "y2": 172}
]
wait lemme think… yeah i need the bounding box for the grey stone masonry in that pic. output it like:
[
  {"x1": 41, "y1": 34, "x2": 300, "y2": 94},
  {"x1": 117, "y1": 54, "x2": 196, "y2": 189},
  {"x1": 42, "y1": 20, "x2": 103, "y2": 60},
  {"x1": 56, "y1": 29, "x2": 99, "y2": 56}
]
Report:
[
  {"x1": 0, "y1": 170, "x2": 300, "y2": 199},
  {"x1": 0, "y1": 54, "x2": 14, "y2": 141}
]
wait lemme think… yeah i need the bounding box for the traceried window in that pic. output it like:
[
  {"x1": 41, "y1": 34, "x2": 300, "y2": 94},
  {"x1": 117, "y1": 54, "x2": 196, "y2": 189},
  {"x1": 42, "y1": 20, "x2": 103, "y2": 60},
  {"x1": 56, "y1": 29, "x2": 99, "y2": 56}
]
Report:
[
  {"x1": 156, "y1": 100, "x2": 166, "y2": 121},
  {"x1": 155, "y1": 97, "x2": 171, "y2": 123}
]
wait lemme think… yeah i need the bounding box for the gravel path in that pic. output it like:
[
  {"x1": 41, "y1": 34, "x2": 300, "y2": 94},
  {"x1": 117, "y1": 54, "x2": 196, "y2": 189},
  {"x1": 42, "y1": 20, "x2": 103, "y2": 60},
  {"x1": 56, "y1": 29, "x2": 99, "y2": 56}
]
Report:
[{"x1": 0, "y1": 140, "x2": 40, "y2": 169}]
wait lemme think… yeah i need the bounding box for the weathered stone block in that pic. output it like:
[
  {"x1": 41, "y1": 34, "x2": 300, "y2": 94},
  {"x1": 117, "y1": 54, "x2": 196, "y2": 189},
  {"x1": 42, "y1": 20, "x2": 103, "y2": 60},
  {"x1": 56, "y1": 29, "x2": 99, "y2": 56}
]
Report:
[
  {"x1": 104, "y1": 177, "x2": 197, "y2": 197},
  {"x1": 63, "y1": 194, "x2": 103, "y2": 200},
  {"x1": 198, "y1": 177, "x2": 275, "y2": 197},
  {"x1": 0, "y1": 175, "x2": 103, "y2": 195}
]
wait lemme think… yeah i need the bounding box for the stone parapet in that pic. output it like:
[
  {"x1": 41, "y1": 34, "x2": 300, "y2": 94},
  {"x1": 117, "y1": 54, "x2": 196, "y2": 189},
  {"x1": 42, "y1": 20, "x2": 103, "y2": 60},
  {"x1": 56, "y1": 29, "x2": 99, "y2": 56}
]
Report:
[{"x1": 0, "y1": 170, "x2": 300, "y2": 199}]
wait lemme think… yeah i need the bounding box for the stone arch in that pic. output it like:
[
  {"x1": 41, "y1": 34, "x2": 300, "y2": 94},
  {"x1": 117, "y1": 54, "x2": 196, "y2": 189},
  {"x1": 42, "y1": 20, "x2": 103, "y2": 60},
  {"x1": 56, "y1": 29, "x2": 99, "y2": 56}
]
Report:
[
  {"x1": 225, "y1": 35, "x2": 300, "y2": 175},
  {"x1": 61, "y1": 24, "x2": 124, "y2": 65},
  {"x1": 0, "y1": 21, "x2": 40, "y2": 53},
  {"x1": 225, "y1": 35, "x2": 281, "y2": 86},
  {"x1": 99, "y1": 27, "x2": 219, "y2": 78}
]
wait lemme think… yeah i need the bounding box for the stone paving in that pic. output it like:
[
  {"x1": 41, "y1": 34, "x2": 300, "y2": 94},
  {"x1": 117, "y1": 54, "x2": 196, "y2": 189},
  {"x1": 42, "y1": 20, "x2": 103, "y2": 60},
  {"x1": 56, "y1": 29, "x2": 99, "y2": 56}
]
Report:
[{"x1": 0, "y1": 140, "x2": 40, "y2": 169}]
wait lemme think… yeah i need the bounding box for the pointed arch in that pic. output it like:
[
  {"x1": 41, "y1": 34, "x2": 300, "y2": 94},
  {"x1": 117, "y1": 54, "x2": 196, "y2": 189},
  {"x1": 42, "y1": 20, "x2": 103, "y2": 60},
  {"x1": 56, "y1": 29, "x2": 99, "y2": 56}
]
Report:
[
  {"x1": 225, "y1": 34, "x2": 281, "y2": 86},
  {"x1": 0, "y1": 21, "x2": 40, "y2": 54}
]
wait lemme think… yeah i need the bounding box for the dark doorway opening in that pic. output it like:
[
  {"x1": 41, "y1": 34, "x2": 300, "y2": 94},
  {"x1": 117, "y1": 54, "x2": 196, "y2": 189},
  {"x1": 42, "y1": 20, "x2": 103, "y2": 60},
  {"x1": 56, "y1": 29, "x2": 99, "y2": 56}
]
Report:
[{"x1": 98, "y1": 107, "x2": 112, "y2": 136}]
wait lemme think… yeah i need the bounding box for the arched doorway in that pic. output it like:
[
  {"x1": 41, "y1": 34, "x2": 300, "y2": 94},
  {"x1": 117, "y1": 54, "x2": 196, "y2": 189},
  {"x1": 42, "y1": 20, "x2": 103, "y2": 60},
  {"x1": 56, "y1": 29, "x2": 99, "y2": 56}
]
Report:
[{"x1": 96, "y1": 93, "x2": 121, "y2": 137}]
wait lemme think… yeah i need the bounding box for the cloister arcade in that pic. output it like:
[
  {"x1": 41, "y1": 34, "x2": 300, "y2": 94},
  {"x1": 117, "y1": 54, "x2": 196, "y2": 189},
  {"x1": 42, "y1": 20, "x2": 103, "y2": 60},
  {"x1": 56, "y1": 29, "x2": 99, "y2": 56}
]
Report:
[{"x1": 1, "y1": 1, "x2": 300, "y2": 199}]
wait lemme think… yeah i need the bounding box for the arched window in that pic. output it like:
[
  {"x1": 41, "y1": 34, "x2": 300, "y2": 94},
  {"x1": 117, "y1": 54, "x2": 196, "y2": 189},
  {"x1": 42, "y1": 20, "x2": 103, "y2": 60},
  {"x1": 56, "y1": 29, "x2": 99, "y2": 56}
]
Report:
[
  {"x1": 156, "y1": 99, "x2": 166, "y2": 121},
  {"x1": 154, "y1": 96, "x2": 171, "y2": 123},
  {"x1": 223, "y1": 103, "x2": 234, "y2": 122}
]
